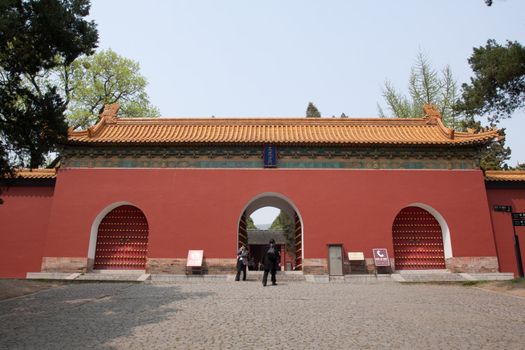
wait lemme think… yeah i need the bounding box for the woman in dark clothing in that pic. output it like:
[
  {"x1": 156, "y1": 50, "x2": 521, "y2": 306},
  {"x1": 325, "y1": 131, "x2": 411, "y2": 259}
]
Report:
[{"x1": 261, "y1": 239, "x2": 280, "y2": 286}]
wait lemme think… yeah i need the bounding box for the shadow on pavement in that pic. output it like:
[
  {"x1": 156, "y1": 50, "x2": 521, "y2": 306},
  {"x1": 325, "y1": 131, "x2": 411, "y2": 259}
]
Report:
[{"x1": 0, "y1": 282, "x2": 214, "y2": 349}]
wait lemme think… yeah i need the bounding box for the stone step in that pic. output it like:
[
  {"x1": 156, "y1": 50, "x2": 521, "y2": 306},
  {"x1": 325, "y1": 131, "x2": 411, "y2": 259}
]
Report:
[
  {"x1": 75, "y1": 273, "x2": 148, "y2": 282},
  {"x1": 397, "y1": 274, "x2": 466, "y2": 282},
  {"x1": 245, "y1": 271, "x2": 306, "y2": 281},
  {"x1": 392, "y1": 272, "x2": 514, "y2": 282}
]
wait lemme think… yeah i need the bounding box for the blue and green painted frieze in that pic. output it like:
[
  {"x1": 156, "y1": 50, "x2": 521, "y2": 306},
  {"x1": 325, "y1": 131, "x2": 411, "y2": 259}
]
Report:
[{"x1": 62, "y1": 145, "x2": 481, "y2": 170}]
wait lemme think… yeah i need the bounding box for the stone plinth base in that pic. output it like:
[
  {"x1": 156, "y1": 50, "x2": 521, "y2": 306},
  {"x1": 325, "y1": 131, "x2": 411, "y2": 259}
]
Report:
[
  {"x1": 41, "y1": 257, "x2": 88, "y2": 273},
  {"x1": 147, "y1": 258, "x2": 236, "y2": 274},
  {"x1": 446, "y1": 256, "x2": 499, "y2": 273},
  {"x1": 303, "y1": 258, "x2": 328, "y2": 275}
]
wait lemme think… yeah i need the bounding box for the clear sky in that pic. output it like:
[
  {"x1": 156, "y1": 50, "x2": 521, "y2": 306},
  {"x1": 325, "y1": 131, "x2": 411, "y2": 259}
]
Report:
[{"x1": 89, "y1": 0, "x2": 525, "y2": 225}]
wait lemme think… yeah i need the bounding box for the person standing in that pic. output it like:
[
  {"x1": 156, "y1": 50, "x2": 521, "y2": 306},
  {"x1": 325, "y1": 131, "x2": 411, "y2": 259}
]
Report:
[
  {"x1": 235, "y1": 245, "x2": 248, "y2": 281},
  {"x1": 261, "y1": 239, "x2": 280, "y2": 286}
]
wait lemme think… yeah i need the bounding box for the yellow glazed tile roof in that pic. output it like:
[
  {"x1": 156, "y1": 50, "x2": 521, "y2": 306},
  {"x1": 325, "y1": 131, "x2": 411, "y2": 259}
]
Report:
[
  {"x1": 15, "y1": 169, "x2": 57, "y2": 179},
  {"x1": 67, "y1": 104, "x2": 499, "y2": 146},
  {"x1": 485, "y1": 171, "x2": 525, "y2": 182}
]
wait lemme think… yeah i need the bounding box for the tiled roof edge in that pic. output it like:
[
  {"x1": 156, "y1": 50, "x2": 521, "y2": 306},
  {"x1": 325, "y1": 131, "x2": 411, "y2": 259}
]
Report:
[{"x1": 485, "y1": 170, "x2": 525, "y2": 182}]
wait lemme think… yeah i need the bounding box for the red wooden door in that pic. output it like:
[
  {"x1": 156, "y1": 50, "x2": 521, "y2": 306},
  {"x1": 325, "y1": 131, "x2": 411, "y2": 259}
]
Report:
[
  {"x1": 392, "y1": 207, "x2": 445, "y2": 270},
  {"x1": 94, "y1": 205, "x2": 148, "y2": 270},
  {"x1": 294, "y1": 213, "x2": 302, "y2": 270}
]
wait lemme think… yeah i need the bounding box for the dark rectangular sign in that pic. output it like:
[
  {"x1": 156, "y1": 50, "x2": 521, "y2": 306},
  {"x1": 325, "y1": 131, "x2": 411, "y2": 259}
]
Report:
[
  {"x1": 512, "y1": 213, "x2": 525, "y2": 219},
  {"x1": 513, "y1": 219, "x2": 525, "y2": 226},
  {"x1": 263, "y1": 145, "x2": 277, "y2": 168},
  {"x1": 372, "y1": 248, "x2": 390, "y2": 267},
  {"x1": 493, "y1": 205, "x2": 512, "y2": 212}
]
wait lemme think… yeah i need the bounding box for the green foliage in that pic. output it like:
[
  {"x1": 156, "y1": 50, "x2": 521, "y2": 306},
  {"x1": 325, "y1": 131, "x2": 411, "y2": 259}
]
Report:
[
  {"x1": 306, "y1": 102, "x2": 321, "y2": 118},
  {"x1": 0, "y1": 0, "x2": 98, "y2": 174},
  {"x1": 459, "y1": 117, "x2": 511, "y2": 170},
  {"x1": 379, "y1": 52, "x2": 461, "y2": 129},
  {"x1": 63, "y1": 49, "x2": 160, "y2": 129},
  {"x1": 457, "y1": 40, "x2": 525, "y2": 124},
  {"x1": 270, "y1": 210, "x2": 296, "y2": 256},
  {"x1": 246, "y1": 216, "x2": 256, "y2": 230}
]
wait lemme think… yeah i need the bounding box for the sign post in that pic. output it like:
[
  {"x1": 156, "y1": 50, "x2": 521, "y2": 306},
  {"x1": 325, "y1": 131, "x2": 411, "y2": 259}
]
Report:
[
  {"x1": 372, "y1": 248, "x2": 390, "y2": 275},
  {"x1": 511, "y1": 213, "x2": 525, "y2": 277},
  {"x1": 186, "y1": 250, "x2": 204, "y2": 275},
  {"x1": 512, "y1": 213, "x2": 525, "y2": 226}
]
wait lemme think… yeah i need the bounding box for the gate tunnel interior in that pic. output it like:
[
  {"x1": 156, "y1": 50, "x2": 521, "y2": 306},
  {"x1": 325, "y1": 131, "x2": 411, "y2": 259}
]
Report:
[{"x1": 238, "y1": 193, "x2": 303, "y2": 271}]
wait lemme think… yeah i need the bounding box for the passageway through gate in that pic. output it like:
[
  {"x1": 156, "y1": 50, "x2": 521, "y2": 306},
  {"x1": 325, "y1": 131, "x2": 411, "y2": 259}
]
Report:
[{"x1": 238, "y1": 193, "x2": 303, "y2": 271}]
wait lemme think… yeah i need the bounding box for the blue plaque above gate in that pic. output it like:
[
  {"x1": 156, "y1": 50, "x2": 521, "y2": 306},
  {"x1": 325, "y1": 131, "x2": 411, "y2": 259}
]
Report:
[{"x1": 263, "y1": 145, "x2": 277, "y2": 168}]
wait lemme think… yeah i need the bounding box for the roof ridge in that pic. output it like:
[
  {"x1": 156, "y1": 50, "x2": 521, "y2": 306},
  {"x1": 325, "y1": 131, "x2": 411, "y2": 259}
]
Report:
[{"x1": 66, "y1": 105, "x2": 500, "y2": 146}]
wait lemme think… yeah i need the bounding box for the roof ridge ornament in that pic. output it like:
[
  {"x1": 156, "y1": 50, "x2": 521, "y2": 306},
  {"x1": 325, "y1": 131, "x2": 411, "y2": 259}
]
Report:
[
  {"x1": 100, "y1": 103, "x2": 120, "y2": 124},
  {"x1": 423, "y1": 104, "x2": 441, "y2": 125},
  {"x1": 85, "y1": 103, "x2": 120, "y2": 138}
]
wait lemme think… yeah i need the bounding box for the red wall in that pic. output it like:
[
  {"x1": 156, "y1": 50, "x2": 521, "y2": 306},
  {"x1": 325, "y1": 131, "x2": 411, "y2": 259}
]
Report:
[
  {"x1": 0, "y1": 186, "x2": 54, "y2": 278},
  {"x1": 486, "y1": 188, "x2": 525, "y2": 276},
  {"x1": 43, "y1": 168, "x2": 496, "y2": 263}
]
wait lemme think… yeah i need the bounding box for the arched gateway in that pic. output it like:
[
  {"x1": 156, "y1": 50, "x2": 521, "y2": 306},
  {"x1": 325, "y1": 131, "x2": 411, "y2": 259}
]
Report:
[
  {"x1": 92, "y1": 205, "x2": 149, "y2": 270},
  {"x1": 238, "y1": 193, "x2": 303, "y2": 271},
  {"x1": 28, "y1": 103, "x2": 500, "y2": 277}
]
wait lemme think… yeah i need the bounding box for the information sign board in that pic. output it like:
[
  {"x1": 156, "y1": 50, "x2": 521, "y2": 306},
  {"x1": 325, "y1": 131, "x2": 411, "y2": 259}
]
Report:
[
  {"x1": 372, "y1": 248, "x2": 390, "y2": 267},
  {"x1": 493, "y1": 205, "x2": 512, "y2": 212},
  {"x1": 186, "y1": 250, "x2": 204, "y2": 267},
  {"x1": 348, "y1": 252, "x2": 365, "y2": 261}
]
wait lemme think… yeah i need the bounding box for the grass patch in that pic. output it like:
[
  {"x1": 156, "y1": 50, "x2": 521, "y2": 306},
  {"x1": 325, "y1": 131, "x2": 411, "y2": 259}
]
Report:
[{"x1": 461, "y1": 280, "x2": 489, "y2": 286}]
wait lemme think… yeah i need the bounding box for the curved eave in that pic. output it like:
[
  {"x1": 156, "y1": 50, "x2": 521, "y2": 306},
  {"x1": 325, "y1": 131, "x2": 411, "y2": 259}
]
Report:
[
  {"x1": 15, "y1": 169, "x2": 57, "y2": 179},
  {"x1": 485, "y1": 171, "x2": 525, "y2": 182},
  {"x1": 66, "y1": 115, "x2": 499, "y2": 147}
]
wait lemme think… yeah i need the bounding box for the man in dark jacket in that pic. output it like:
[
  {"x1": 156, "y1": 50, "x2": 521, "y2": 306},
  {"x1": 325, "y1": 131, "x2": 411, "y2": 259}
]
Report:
[{"x1": 261, "y1": 239, "x2": 280, "y2": 286}]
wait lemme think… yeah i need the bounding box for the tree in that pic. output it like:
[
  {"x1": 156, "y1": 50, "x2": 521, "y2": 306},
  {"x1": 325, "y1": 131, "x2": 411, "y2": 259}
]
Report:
[
  {"x1": 378, "y1": 52, "x2": 462, "y2": 129},
  {"x1": 246, "y1": 216, "x2": 256, "y2": 230},
  {"x1": 457, "y1": 40, "x2": 525, "y2": 124},
  {"x1": 458, "y1": 117, "x2": 511, "y2": 170},
  {"x1": 63, "y1": 49, "x2": 160, "y2": 129},
  {"x1": 306, "y1": 102, "x2": 321, "y2": 118},
  {"x1": 0, "y1": 0, "x2": 98, "y2": 173}
]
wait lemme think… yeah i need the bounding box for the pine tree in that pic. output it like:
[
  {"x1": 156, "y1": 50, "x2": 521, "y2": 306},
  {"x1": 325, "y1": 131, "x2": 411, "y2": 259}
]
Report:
[
  {"x1": 306, "y1": 102, "x2": 321, "y2": 118},
  {"x1": 378, "y1": 52, "x2": 461, "y2": 129},
  {"x1": 457, "y1": 40, "x2": 525, "y2": 124},
  {"x1": 0, "y1": 0, "x2": 98, "y2": 173}
]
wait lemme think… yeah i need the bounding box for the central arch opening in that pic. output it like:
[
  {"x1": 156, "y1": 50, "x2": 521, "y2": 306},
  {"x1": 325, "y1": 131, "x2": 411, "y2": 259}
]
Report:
[{"x1": 238, "y1": 193, "x2": 303, "y2": 271}]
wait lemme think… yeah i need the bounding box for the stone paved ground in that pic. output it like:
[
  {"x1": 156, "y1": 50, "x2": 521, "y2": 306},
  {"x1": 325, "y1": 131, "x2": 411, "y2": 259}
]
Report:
[{"x1": 0, "y1": 280, "x2": 524, "y2": 349}]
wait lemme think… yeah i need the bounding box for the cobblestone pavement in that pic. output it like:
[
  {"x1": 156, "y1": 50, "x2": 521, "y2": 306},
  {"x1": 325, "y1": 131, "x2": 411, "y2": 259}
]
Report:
[{"x1": 1, "y1": 280, "x2": 524, "y2": 349}]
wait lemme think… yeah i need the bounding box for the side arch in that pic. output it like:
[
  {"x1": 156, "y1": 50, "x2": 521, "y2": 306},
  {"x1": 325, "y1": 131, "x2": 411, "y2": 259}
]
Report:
[
  {"x1": 392, "y1": 203, "x2": 451, "y2": 270},
  {"x1": 89, "y1": 202, "x2": 149, "y2": 270}
]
